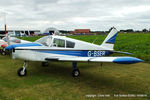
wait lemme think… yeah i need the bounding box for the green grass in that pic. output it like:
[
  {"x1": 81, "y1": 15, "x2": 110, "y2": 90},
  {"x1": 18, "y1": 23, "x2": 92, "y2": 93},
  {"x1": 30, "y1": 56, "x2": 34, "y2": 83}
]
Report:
[{"x1": 0, "y1": 55, "x2": 150, "y2": 100}]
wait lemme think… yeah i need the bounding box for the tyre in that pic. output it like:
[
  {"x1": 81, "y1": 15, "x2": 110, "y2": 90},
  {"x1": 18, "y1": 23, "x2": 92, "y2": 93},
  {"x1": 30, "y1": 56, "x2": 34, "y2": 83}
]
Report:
[
  {"x1": 17, "y1": 68, "x2": 27, "y2": 76},
  {"x1": 42, "y1": 62, "x2": 49, "y2": 67},
  {"x1": 72, "y1": 69, "x2": 80, "y2": 77},
  {"x1": 1, "y1": 51, "x2": 6, "y2": 55}
]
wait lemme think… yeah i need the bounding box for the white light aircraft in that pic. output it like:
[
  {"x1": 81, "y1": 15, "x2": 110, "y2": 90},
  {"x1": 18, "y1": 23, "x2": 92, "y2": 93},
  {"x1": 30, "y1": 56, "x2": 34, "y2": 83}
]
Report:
[{"x1": 6, "y1": 28, "x2": 143, "y2": 77}]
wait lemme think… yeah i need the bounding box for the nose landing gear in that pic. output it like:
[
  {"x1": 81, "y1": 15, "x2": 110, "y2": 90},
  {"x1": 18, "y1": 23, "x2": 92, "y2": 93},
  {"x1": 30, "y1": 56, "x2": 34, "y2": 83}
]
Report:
[{"x1": 17, "y1": 61, "x2": 27, "y2": 76}]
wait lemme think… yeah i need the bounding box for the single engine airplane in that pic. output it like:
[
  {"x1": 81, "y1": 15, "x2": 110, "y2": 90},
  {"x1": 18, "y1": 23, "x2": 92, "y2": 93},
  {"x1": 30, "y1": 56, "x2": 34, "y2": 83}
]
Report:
[{"x1": 6, "y1": 27, "x2": 143, "y2": 77}]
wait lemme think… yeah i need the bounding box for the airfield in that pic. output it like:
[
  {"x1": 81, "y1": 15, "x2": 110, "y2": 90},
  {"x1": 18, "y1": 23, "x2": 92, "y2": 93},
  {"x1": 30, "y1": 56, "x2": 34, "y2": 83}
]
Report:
[{"x1": 0, "y1": 33, "x2": 150, "y2": 100}]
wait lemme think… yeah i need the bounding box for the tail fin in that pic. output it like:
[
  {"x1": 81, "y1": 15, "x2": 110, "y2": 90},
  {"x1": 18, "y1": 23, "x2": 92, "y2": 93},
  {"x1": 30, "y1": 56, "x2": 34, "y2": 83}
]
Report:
[
  {"x1": 6, "y1": 33, "x2": 10, "y2": 45},
  {"x1": 100, "y1": 27, "x2": 118, "y2": 50}
]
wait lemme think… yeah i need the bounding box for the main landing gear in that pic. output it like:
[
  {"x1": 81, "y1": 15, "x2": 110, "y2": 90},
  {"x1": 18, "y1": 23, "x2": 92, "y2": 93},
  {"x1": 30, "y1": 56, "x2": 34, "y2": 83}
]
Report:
[
  {"x1": 72, "y1": 62, "x2": 80, "y2": 77},
  {"x1": 42, "y1": 62, "x2": 49, "y2": 67},
  {"x1": 17, "y1": 61, "x2": 80, "y2": 77},
  {"x1": 17, "y1": 61, "x2": 27, "y2": 76}
]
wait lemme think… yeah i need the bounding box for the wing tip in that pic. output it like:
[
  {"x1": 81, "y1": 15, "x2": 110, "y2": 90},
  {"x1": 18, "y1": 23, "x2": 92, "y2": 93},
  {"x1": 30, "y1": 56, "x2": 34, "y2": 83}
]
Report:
[{"x1": 113, "y1": 57, "x2": 144, "y2": 64}]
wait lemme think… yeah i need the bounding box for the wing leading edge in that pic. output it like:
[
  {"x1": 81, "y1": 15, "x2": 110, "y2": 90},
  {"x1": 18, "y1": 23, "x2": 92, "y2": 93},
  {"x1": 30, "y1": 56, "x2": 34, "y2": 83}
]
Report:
[{"x1": 45, "y1": 56, "x2": 143, "y2": 64}]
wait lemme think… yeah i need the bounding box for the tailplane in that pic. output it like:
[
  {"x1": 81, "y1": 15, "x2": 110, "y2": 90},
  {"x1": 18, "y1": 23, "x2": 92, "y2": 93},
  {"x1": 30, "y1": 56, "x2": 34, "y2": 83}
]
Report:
[
  {"x1": 6, "y1": 33, "x2": 11, "y2": 45},
  {"x1": 100, "y1": 27, "x2": 118, "y2": 50}
]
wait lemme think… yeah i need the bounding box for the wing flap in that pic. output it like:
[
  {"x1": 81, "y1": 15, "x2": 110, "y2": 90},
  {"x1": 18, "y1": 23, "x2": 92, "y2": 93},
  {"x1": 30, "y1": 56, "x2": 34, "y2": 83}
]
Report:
[
  {"x1": 45, "y1": 57, "x2": 116, "y2": 62},
  {"x1": 89, "y1": 57, "x2": 117, "y2": 62},
  {"x1": 45, "y1": 57, "x2": 92, "y2": 62}
]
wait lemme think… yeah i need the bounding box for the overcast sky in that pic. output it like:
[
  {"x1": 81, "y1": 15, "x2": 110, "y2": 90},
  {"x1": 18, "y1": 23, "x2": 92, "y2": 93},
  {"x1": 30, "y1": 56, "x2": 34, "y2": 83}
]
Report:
[{"x1": 0, "y1": 0, "x2": 150, "y2": 31}]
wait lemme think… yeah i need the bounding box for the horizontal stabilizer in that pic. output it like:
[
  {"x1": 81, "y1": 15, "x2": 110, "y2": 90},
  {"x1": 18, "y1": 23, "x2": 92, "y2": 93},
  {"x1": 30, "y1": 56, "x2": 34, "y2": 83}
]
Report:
[{"x1": 109, "y1": 51, "x2": 132, "y2": 55}]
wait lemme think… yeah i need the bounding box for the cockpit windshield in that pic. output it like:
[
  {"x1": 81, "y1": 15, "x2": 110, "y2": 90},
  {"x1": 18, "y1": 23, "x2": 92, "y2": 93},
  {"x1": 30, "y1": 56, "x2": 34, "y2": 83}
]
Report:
[
  {"x1": 2, "y1": 37, "x2": 21, "y2": 43},
  {"x1": 36, "y1": 36, "x2": 52, "y2": 46},
  {"x1": 10, "y1": 37, "x2": 21, "y2": 43}
]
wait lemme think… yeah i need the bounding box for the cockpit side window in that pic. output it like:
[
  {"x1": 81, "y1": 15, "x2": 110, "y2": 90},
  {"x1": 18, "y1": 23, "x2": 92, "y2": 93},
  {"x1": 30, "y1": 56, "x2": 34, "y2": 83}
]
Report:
[
  {"x1": 10, "y1": 38, "x2": 21, "y2": 43},
  {"x1": 66, "y1": 40, "x2": 75, "y2": 48},
  {"x1": 53, "y1": 38, "x2": 65, "y2": 47}
]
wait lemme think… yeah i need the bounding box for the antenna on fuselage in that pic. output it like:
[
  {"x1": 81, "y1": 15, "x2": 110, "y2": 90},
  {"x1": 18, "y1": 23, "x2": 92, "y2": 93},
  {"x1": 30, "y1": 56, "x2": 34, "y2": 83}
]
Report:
[{"x1": 92, "y1": 37, "x2": 98, "y2": 44}]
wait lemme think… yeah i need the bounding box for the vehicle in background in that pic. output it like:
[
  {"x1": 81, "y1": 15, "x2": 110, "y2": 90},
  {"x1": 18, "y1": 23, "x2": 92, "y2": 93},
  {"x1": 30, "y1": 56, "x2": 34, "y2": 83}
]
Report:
[{"x1": 0, "y1": 36, "x2": 31, "y2": 55}]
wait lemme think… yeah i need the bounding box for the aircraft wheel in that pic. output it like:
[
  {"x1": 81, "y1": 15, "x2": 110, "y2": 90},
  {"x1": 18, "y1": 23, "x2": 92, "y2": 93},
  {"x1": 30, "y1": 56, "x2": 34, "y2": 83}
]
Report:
[
  {"x1": 42, "y1": 62, "x2": 49, "y2": 67},
  {"x1": 17, "y1": 68, "x2": 27, "y2": 76},
  {"x1": 72, "y1": 69, "x2": 80, "y2": 77},
  {"x1": 1, "y1": 51, "x2": 6, "y2": 55}
]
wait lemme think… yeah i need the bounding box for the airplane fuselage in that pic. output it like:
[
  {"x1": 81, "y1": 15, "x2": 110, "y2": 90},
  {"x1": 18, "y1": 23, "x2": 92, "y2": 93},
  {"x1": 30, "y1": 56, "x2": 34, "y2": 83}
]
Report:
[
  {"x1": 12, "y1": 47, "x2": 111, "y2": 62},
  {"x1": 11, "y1": 35, "x2": 113, "y2": 61}
]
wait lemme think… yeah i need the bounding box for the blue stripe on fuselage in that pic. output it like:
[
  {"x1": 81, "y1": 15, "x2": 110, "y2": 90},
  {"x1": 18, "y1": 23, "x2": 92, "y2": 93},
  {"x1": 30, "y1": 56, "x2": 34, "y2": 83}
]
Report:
[{"x1": 33, "y1": 50, "x2": 110, "y2": 57}]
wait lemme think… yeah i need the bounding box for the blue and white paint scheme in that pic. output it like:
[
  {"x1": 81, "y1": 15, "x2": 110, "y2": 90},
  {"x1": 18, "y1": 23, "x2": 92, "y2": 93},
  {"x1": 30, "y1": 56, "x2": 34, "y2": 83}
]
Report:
[
  {"x1": 7, "y1": 27, "x2": 144, "y2": 77},
  {"x1": 6, "y1": 43, "x2": 42, "y2": 50}
]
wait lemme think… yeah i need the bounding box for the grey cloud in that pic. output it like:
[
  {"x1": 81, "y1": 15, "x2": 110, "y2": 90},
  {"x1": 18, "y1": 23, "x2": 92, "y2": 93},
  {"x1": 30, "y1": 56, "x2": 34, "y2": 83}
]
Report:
[{"x1": 0, "y1": 0, "x2": 150, "y2": 31}]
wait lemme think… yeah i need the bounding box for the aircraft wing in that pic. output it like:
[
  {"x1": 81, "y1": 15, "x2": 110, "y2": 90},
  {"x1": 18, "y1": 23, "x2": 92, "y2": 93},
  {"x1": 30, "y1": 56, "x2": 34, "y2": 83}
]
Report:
[{"x1": 45, "y1": 56, "x2": 143, "y2": 64}]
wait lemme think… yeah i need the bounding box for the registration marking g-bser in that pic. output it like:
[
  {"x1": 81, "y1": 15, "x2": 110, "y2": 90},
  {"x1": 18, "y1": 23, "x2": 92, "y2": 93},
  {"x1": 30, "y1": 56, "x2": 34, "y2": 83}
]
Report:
[{"x1": 87, "y1": 51, "x2": 106, "y2": 57}]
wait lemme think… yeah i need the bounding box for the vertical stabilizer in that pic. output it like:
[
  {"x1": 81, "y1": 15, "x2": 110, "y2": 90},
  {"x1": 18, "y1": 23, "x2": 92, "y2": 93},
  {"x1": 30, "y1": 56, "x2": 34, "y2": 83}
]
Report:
[
  {"x1": 6, "y1": 33, "x2": 10, "y2": 45},
  {"x1": 100, "y1": 27, "x2": 118, "y2": 50}
]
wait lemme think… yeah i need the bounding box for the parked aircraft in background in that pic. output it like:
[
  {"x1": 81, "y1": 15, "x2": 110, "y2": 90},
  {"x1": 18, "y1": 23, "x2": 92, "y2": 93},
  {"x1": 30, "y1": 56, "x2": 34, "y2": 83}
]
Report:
[
  {"x1": 6, "y1": 28, "x2": 143, "y2": 77},
  {"x1": 0, "y1": 35, "x2": 30, "y2": 55},
  {"x1": 0, "y1": 38, "x2": 7, "y2": 47},
  {"x1": 0, "y1": 37, "x2": 8, "y2": 55}
]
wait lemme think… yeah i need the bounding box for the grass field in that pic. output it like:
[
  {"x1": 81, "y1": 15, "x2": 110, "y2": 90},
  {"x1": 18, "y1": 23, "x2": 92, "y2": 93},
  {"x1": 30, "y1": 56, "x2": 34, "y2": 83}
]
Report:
[
  {"x1": 0, "y1": 33, "x2": 150, "y2": 100},
  {"x1": 0, "y1": 55, "x2": 150, "y2": 100}
]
